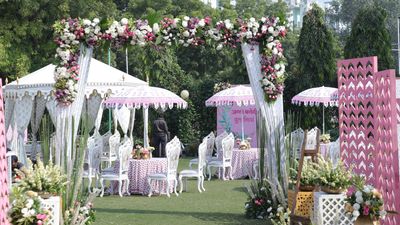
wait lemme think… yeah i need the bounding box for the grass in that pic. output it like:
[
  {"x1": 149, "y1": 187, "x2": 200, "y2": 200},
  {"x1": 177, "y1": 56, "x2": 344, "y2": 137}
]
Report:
[{"x1": 92, "y1": 157, "x2": 267, "y2": 225}]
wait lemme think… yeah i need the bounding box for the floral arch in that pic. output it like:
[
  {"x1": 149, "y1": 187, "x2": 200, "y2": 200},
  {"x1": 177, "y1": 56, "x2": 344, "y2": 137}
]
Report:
[{"x1": 52, "y1": 16, "x2": 288, "y2": 190}]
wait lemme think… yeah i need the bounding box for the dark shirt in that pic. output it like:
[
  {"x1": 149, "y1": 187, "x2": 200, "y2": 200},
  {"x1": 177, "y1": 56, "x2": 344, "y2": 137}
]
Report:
[{"x1": 153, "y1": 117, "x2": 169, "y2": 135}]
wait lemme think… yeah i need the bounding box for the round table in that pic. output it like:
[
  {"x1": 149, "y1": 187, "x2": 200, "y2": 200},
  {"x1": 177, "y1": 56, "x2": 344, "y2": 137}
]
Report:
[
  {"x1": 231, "y1": 148, "x2": 259, "y2": 179},
  {"x1": 111, "y1": 158, "x2": 167, "y2": 195}
]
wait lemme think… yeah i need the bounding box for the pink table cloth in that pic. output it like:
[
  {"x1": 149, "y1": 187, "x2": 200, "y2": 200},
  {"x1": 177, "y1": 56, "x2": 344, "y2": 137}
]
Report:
[
  {"x1": 231, "y1": 148, "x2": 259, "y2": 179},
  {"x1": 111, "y1": 158, "x2": 167, "y2": 195}
]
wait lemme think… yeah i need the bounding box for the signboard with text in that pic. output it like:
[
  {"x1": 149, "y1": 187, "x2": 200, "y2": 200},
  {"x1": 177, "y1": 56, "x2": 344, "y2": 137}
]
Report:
[{"x1": 216, "y1": 105, "x2": 257, "y2": 147}]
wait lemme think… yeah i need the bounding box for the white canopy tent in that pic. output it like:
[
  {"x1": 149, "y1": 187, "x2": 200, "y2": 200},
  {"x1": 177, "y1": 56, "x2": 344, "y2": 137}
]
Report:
[{"x1": 3, "y1": 58, "x2": 148, "y2": 164}]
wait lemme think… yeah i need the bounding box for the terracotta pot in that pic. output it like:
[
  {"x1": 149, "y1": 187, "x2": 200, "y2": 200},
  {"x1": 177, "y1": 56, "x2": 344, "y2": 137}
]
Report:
[
  {"x1": 38, "y1": 192, "x2": 52, "y2": 199},
  {"x1": 321, "y1": 186, "x2": 345, "y2": 194},
  {"x1": 299, "y1": 185, "x2": 315, "y2": 192},
  {"x1": 354, "y1": 216, "x2": 380, "y2": 225}
]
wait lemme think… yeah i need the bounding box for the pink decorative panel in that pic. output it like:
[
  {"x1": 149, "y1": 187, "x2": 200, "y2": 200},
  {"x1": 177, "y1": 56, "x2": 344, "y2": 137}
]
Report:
[
  {"x1": 338, "y1": 56, "x2": 377, "y2": 180},
  {"x1": 338, "y1": 57, "x2": 400, "y2": 224},
  {"x1": 0, "y1": 81, "x2": 10, "y2": 225}
]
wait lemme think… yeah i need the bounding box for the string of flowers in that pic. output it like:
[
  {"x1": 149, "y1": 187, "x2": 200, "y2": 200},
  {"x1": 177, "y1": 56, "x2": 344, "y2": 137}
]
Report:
[{"x1": 53, "y1": 16, "x2": 286, "y2": 105}]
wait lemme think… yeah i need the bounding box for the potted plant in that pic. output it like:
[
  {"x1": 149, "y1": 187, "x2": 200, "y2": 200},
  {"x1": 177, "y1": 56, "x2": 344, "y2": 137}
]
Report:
[
  {"x1": 289, "y1": 160, "x2": 318, "y2": 191},
  {"x1": 345, "y1": 183, "x2": 387, "y2": 225},
  {"x1": 15, "y1": 158, "x2": 67, "y2": 198},
  {"x1": 8, "y1": 187, "x2": 50, "y2": 225},
  {"x1": 316, "y1": 157, "x2": 352, "y2": 194}
]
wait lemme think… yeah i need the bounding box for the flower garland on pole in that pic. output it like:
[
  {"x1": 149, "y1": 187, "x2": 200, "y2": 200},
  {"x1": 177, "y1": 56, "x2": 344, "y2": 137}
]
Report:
[{"x1": 53, "y1": 16, "x2": 286, "y2": 105}]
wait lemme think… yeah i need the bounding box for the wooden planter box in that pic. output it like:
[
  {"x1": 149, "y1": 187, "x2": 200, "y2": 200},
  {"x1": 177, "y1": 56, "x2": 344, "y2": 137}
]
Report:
[{"x1": 288, "y1": 190, "x2": 314, "y2": 218}]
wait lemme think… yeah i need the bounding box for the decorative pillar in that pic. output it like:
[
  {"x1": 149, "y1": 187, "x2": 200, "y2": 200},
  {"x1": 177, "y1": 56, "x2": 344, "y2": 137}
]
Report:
[{"x1": 0, "y1": 80, "x2": 10, "y2": 225}]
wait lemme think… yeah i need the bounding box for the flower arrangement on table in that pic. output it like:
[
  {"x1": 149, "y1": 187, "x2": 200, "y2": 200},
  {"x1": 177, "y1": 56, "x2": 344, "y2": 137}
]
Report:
[
  {"x1": 8, "y1": 187, "x2": 50, "y2": 225},
  {"x1": 132, "y1": 144, "x2": 155, "y2": 159},
  {"x1": 345, "y1": 183, "x2": 387, "y2": 223},
  {"x1": 53, "y1": 16, "x2": 286, "y2": 105},
  {"x1": 320, "y1": 134, "x2": 331, "y2": 143},
  {"x1": 236, "y1": 137, "x2": 252, "y2": 150},
  {"x1": 316, "y1": 157, "x2": 353, "y2": 194},
  {"x1": 15, "y1": 158, "x2": 67, "y2": 197}
]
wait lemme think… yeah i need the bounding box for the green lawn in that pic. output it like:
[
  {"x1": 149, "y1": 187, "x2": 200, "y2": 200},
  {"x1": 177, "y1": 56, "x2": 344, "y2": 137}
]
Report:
[{"x1": 92, "y1": 157, "x2": 266, "y2": 225}]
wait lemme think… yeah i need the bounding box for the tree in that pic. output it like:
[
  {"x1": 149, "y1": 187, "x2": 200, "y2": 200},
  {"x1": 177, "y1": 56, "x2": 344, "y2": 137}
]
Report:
[
  {"x1": 297, "y1": 4, "x2": 337, "y2": 88},
  {"x1": 344, "y1": 5, "x2": 394, "y2": 71},
  {"x1": 293, "y1": 4, "x2": 339, "y2": 131}
]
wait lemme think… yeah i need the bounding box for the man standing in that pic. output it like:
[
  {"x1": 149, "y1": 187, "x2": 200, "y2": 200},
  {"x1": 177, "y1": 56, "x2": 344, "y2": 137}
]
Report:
[{"x1": 152, "y1": 113, "x2": 169, "y2": 157}]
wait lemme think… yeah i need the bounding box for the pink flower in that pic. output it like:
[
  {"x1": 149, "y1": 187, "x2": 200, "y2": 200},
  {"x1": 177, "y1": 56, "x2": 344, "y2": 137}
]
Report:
[
  {"x1": 363, "y1": 206, "x2": 370, "y2": 216},
  {"x1": 37, "y1": 220, "x2": 43, "y2": 225},
  {"x1": 36, "y1": 214, "x2": 47, "y2": 220}
]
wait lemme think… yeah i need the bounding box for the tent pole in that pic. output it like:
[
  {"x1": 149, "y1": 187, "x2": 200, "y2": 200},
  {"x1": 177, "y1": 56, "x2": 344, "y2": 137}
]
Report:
[
  {"x1": 241, "y1": 108, "x2": 245, "y2": 140},
  {"x1": 108, "y1": 48, "x2": 112, "y2": 131},
  {"x1": 322, "y1": 105, "x2": 325, "y2": 134}
]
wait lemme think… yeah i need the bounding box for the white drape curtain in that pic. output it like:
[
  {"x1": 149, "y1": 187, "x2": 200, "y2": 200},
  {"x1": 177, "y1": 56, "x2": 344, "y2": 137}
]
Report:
[
  {"x1": 13, "y1": 95, "x2": 34, "y2": 165},
  {"x1": 241, "y1": 43, "x2": 287, "y2": 191},
  {"x1": 46, "y1": 97, "x2": 57, "y2": 126},
  {"x1": 30, "y1": 95, "x2": 47, "y2": 158},
  {"x1": 143, "y1": 108, "x2": 149, "y2": 148},
  {"x1": 4, "y1": 98, "x2": 15, "y2": 134},
  {"x1": 128, "y1": 109, "x2": 136, "y2": 143},
  {"x1": 83, "y1": 93, "x2": 102, "y2": 132},
  {"x1": 55, "y1": 45, "x2": 93, "y2": 169},
  {"x1": 115, "y1": 106, "x2": 130, "y2": 137},
  {"x1": 94, "y1": 103, "x2": 104, "y2": 135}
]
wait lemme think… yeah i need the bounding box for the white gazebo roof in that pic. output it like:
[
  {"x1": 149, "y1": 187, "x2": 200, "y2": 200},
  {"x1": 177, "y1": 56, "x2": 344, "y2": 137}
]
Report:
[{"x1": 4, "y1": 58, "x2": 148, "y2": 99}]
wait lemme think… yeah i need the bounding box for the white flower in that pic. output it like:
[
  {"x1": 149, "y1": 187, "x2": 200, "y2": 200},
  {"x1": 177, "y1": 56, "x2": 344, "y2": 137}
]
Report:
[
  {"x1": 182, "y1": 21, "x2": 188, "y2": 27},
  {"x1": 199, "y1": 19, "x2": 205, "y2": 27},
  {"x1": 84, "y1": 28, "x2": 90, "y2": 34},
  {"x1": 183, "y1": 31, "x2": 190, "y2": 37},
  {"x1": 266, "y1": 42, "x2": 275, "y2": 49},
  {"x1": 25, "y1": 199, "x2": 34, "y2": 209},
  {"x1": 21, "y1": 208, "x2": 30, "y2": 217},
  {"x1": 93, "y1": 18, "x2": 100, "y2": 24},
  {"x1": 355, "y1": 191, "x2": 363, "y2": 198},
  {"x1": 277, "y1": 207, "x2": 283, "y2": 213},
  {"x1": 29, "y1": 209, "x2": 35, "y2": 216},
  {"x1": 274, "y1": 64, "x2": 281, "y2": 70},
  {"x1": 225, "y1": 22, "x2": 233, "y2": 29},
  {"x1": 262, "y1": 79, "x2": 271, "y2": 86},
  {"x1": 268, "y1": 26, "x2": 274, "y2": 33},
  {"x1": 246, "y1": 31, "x2": 252, "y2": 39},
  {"x1": 152, "y1": 23, "x2": 160, "y2": 33},
  {"x1": 261, "y1": 17, "x2": 266, "y2": 23},
  {"x1": 272, "y1": 48, "x2": 278, "y2": 55},
  {"x1": 273, "y1": 30, "x2": 279, "y2": 37},
  {"x1": 121, "y1": 18, "x2": 129, "y2": 25},
  {"x1": 267, "y1": 207, "x2": 272, "y2": 212},
  {"x1": 83, "y1": 19, "x2": 91, "y2": 26},
  {"x1": 352, "y1": 210, "x2": 360, "y2": 218},
  {"x1": 356, "y1": 196, "x2": 364, "y2": 204},
  {"x1": 183, "y1": 16, "x2": 190, "y2": 21},
  {"x1": 216, "y1": 44, "x2": 223, "y2": 50},
  {"x1": 249, "y1": 17, "x2": 256, "y2": 22},
  {"x1": 261, "y1": 25, "x2": 268, "y2": 32},
  {"x1": 353, "y1": 203, "x2": 360, "y2": 210},
  {"x1": 364, "y1": 185, "x2": 373, "y2": 193}
]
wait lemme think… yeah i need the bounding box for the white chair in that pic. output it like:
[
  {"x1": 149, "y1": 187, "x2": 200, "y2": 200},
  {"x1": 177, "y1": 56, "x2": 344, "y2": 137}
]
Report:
[
  {"x1": 290, "y1": 128, "x2": 305, "y2": 160},
  {"x1": 99, "y1": 138, "x2": 132, "y2": 197},
  {"x1": 329, "y1": 138, "x2": 340, "y2": 166},
  {"x1": 207, "y1": 133, "x2": 234, "y2": 181},
  {"x1": 189, "y1": 131, "x2": 215, "y2": 168},
  {"x1": 179, "y1": 139, "x2": 207, "y2": 193},
  {"x1": 101, "y1": 131, "x2": 120, "y2": 170},
  {"x1": 82, "y1": 134, "x2": 102, "y2": 193},
  {"x1": 214, "y1": 131, "x2": 228, "y2": 158},
  {"x1": 147, "y1": 136, "x2": 181, "y2": 197}
]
